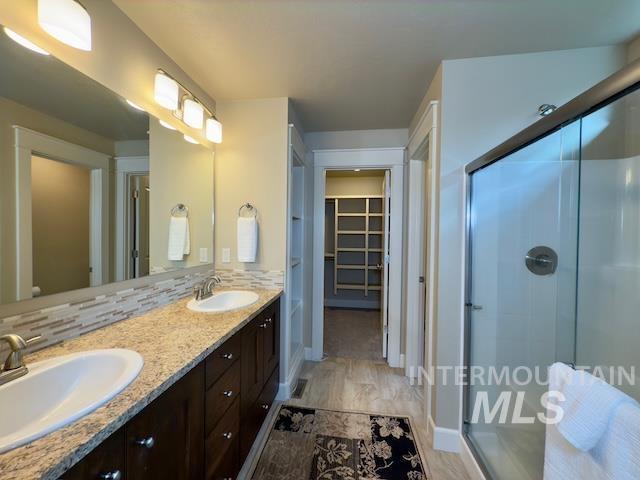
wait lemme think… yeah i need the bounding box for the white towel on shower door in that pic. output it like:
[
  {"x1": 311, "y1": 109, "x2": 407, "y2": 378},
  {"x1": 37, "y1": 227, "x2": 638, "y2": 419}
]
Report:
[
  {"x1": 167, "y1": 216, "x2": 190, "y2": 261},
  {"x1": 237, "y1": 216, "x2": 257, "y2": 262}
]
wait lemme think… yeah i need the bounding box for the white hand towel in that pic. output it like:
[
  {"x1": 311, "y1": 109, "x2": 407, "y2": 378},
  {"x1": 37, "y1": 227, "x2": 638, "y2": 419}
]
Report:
[
  {"x1": 237, "y1": 216, "x2": 257, "y2": 262},
  {"x1": 168, "y1": 216, "x2": 190, "y2": 261},
  {"x1": 544, "y1": 362, "x2": 640, "y2": 480}
]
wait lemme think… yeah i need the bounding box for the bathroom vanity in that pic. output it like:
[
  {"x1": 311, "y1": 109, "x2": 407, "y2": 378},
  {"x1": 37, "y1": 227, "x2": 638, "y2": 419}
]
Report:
[{"x1": 0, "y1": 291, "x2": 281, "y2": 479}]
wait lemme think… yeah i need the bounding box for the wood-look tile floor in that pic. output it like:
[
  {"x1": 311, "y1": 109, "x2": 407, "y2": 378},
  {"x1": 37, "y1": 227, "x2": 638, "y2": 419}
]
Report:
[
  {"x1": 323, "y1": 308, "x2": 384, "y2": 360},
  {"x1": 288, "y1": 357, "x2": 471, "y2": 480}
]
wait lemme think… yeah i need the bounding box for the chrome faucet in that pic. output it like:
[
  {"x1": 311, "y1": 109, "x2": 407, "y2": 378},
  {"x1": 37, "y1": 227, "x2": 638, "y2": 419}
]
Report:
[
  {"x1": 193, "y1": 275, "x2": 222, "y2": 301},
  {"x1": 0, "y1": 333, "x2": 40, "y2": 386}
]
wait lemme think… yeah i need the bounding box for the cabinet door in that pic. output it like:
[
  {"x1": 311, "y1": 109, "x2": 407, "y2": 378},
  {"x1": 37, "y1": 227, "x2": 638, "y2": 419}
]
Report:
[
  {"x1": 241, "y1": 318, "x2": 264, "y2": 414},
  {"x1": 61, "y1": 428, "x2": 126, "y2": 480},
  {"x1": 262, "y1": 301, "x2": 280, "y2": 379},
  {"x1": 126, "y1": 363, "x2": 204, "y2": 480}
]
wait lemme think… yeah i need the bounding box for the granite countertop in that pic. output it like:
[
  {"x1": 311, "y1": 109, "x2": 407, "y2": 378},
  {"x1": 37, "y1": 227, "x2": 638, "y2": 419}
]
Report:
[{"x1": 0, "y1": 288, "x2": 282, "y2": 480}]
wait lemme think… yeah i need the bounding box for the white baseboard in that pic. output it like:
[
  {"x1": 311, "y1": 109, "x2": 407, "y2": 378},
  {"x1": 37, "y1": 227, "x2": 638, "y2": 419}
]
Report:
[
  {"x1": 276, "y1": 344, "x2": 305, "y2": 400},
  {"x1": 432, "y1": 424, "x2": 461, "y2": 453},
  {"x1": 460, "y1": 434, "x2": 487, "y2": 480},
  {"x1": 304, "y1": 346, "x2": 313, "y2": 360}
]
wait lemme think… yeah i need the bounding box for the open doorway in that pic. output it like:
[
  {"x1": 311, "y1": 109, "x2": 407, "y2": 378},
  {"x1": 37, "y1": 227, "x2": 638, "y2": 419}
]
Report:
[{"x1": 322, "y1": 169, "x2": 390, "y2": 361}]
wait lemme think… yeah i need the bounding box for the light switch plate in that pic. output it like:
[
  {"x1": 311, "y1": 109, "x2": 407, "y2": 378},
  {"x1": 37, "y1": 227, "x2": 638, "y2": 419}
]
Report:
[
  {"x1": 199, "y1": 247, "x2": 208, "y2": 262},
  {"x1": 222, "y1": 248, "x2": 231, "y2": 263}
]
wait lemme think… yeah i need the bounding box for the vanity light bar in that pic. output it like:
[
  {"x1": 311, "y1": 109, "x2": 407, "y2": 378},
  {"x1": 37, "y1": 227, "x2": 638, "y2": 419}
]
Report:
[{"x1": 153, "y1": 69, "x2": 222, "y2": 144}]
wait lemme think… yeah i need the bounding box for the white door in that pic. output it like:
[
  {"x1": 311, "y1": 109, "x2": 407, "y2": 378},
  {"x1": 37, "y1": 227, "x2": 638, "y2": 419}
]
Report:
[{"x1": 381, "y1": 171, "x2": 391, "y2": 357}]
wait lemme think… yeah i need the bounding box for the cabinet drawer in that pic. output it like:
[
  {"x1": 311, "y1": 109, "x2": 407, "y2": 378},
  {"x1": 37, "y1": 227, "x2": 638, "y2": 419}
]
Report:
[
  {"x1": 205, "y1": 398, "x2": 240, "y2": 479},
  {"x1": 206, "y1": 435, "x2": 239, "y2": 480},
  {"x1": 206, "y1": 359, "x2": 241, "y2": 434},
  {"x1": 206, "y1": 333, "x2": 241, "y2": 388}
]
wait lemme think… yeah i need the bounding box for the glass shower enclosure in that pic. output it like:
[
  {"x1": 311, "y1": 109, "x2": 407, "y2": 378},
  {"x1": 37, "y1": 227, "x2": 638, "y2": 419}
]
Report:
[{"x1": 464, "y1": 67, "x2": 640, "y2": 480}]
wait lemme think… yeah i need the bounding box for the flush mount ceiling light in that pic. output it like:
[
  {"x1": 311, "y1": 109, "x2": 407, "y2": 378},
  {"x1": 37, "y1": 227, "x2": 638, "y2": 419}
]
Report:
[
  {"x1": 126, "y1": 100, "x2": 145, "y2": 112},
  {"x1": 354, "y1": 169, "x2": 361, "y2": 172},
  {"x1": 159, "y1": 119, "x2": 177, "y2": 130},
  {"x1": 3, "y1": 27, "x2": 50, "y2": 55},
  {"x1": 183, "y1": 98, "x2": 204, "y2": 129},
  {"x1": 183, "y1": 135, "x2": 199, "y2": 145},
  {"x1": 205, "y1": 117, "x2": 222, "y2": 144},
  {"x1": 154, "y1": 71, "x2": 179, "y2": 110},
  {"x1": 38, "y1": 0, "x2": 91, "y2": 51}
]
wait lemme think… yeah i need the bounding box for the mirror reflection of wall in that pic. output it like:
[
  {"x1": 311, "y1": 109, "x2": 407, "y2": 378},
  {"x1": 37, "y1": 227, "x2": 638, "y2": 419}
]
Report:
[{"x1": 0, "y1": 26, "x2": 214, "y2": 306}]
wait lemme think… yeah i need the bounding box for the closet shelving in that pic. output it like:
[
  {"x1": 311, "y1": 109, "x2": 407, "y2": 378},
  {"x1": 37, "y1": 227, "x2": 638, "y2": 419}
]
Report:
[{"x1": 325, "y1": 195, "x2": 385, "y2": 296}]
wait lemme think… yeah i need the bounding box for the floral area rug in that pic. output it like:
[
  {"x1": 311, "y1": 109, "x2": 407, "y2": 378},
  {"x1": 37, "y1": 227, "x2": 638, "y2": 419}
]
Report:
[{"x1": 251, "y1": 405, "x2": 427, "y2": 480}]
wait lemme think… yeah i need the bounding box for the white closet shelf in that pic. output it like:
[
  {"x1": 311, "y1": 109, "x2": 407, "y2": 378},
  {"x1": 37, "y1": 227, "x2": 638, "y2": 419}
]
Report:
[
  {"x1": 337, "y1": 230, "x2": 366, "y2": 234},
  {"x1": 337, "y1": 264, "x2": 366, "y2": 270},
  {"x1": 336, "y1": 283, "x2": 366, "y2": 291}
]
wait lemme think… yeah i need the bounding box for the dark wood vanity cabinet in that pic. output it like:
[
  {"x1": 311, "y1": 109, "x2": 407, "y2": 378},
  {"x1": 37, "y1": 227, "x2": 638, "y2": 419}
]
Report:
[
  {"x1": 60, "y1": 298, "x2": 280, "y2": 480},
  {"x1": 125, "y1": 363, "x2": 204, "y2": 480}
]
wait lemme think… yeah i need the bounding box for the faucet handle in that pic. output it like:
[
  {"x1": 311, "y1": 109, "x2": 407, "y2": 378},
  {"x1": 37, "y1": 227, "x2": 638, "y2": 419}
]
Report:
[{"x1": 0, "y1": 334, "x2": 40, "y2": 371}]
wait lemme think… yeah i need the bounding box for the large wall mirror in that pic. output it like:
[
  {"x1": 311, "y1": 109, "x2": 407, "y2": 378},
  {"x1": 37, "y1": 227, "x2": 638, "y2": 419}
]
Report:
[{"x1": 0, "y1": 27, "x2": 214, "y2": 305}]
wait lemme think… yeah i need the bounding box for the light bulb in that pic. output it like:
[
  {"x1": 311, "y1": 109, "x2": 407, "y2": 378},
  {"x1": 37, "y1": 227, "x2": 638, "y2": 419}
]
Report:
[
  {"x1": 38, "y1": 0, "x2": 91, "y2": 51},
  {"x1": 154, "y1": 71, "x2": 179, "y2": 110},
  {"x1": 182, "y1": 98, "x2": 204, "y2": 129},
  {"x1": 205, "y1": 117, "x2": 223, "y2": 143}
]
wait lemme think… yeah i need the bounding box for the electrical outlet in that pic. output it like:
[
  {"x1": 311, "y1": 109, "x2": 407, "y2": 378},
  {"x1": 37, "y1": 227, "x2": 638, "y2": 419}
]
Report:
[
  {"x1": 222, "y1": 248, "x2": 231, "y2": 263},
  {"x1": 199, "y1": 247, "x2": 208, "y2": 262}
]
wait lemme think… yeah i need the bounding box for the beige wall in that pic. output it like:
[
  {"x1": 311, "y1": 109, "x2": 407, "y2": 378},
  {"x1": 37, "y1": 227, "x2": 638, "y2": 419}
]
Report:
[
  {"x1": 215, "y1": 98, "x2": 289, "y2": 272},
  {"x1": 0, "y1": 0, "x2": 216, "y2": 146},
  {"x1": 628, "y1": 34, "x2": 640, "y2": 63},
  {"x1": 31, "y1": 156, "x2": 91, "y2": 296},
  {"x1": 149, "y1": 119, "x2": 214, "y2": 271},
  {"x1": 305, "y1": 129, "x2": 408, "y2": 150},
  {"x1": 0, "y1": 96, "x2": 115, "y2": 303},
  {"x1": 325, "y1": 173, "x2": 384, "y2": 197}
]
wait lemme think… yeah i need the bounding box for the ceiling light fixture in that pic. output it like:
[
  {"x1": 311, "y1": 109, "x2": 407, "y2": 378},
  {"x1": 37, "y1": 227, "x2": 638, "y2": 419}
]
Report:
[
  {"x1": 3, "y1": 27, "x2": 50, "y2": 55},
  {"x1": 126, "y1": 100, "x2": 145, "y2": 112},
  {"x1": 182, "y1": 98, "x2": 204, "y2": 129},
  {"x1": 38, "y1": 0, "x2": 92, "y2": 51},
  {"x1": 354, "y1": 169, "x2": 361, "y2": 172},
  {"x1": 205, "y1": 117, "x2": 223, "y2": 144},
  {"x1": 154, "y1": 70, "x2": 179, "y2": 110},
  {"x1": 159, "y1": 119, "x2": 177, "y2": 130},
  {"x1": 183, "y1": 135, "x2": 199, "y2": 145}
]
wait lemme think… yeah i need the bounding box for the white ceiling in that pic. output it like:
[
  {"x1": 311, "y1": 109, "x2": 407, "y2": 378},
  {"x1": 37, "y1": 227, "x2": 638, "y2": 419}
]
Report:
[{"x1": 114, "y1": 0, "x2": 640, "y2": 132}]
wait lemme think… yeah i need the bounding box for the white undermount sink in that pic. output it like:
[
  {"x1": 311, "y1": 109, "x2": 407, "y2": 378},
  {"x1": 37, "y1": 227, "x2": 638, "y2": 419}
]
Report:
[
  {"x1": 0, "y1": 348, "x2": 143, "y2": 454},
  {"x1": 187, "y1": 290, "x2": 259, "y2": 313}
]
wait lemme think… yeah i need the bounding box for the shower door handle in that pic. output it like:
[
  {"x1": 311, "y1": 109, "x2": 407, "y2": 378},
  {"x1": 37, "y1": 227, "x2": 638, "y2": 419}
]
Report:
[{"x1": 465, "y1": 303, "x2": 483, "y2": 310}]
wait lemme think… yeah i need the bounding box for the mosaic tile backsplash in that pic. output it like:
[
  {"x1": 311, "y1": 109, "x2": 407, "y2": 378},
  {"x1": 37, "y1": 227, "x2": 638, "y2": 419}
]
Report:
[{"x1": 0, "y1": 268, "x2": 283, "y2": 356}]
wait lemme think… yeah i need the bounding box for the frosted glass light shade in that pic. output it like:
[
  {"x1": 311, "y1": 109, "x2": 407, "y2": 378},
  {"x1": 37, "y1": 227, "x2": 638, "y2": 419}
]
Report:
[
  {"x1": 38, "y1": 0, "x2": 92, "y2": 51},
  {"x1": 183, "y1": 135, "x2": 199, "y2": 145},
  {"x1": 4, "y1": 28, "x2": 50, "y2": 55},
  {"x1": 205, "y1": 118, "x2": 222, "y2": 143},
  {"x1": 182, "y1": 99, "x2": 204, "y2": 129},
  {"x1": 154, "y1": 72, "x2": 179, "y2": 110}
]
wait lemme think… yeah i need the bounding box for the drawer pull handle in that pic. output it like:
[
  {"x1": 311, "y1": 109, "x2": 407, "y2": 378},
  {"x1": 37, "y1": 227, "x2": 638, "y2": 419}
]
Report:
[
  {"x1": 221, "y1": 353, "x2": 234, "y2": 360},
  {"x1": 99, "y1": 471, "x2": 122, "y2": 480},
  {"x1": 222, "y1": 390, "x2": 234, "y2": 397},
  {"x1": 264, "y1": 318, "x2": 272, "y2": 324},
  {"x1": 135, "y1": 436, "x2": 155, "y2": 448},
  {"x1": 261, "y1": 403, "x2": 270, "y2": 410},
  {"x1": 259, "y1": 323, "x2": 267, "y2": 329},
  {"x1": 222, "y1": 431, "x2": 233, "y2": 439}
]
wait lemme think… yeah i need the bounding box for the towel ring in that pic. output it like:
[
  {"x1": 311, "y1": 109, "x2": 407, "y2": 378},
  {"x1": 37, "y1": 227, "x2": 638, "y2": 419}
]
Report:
[
  {"x1": 171, "y1": 203, "x2": 189, "y2": 217},
  {"x1": 238, "y1": 203, "x2": 257, "y2": 218}
]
